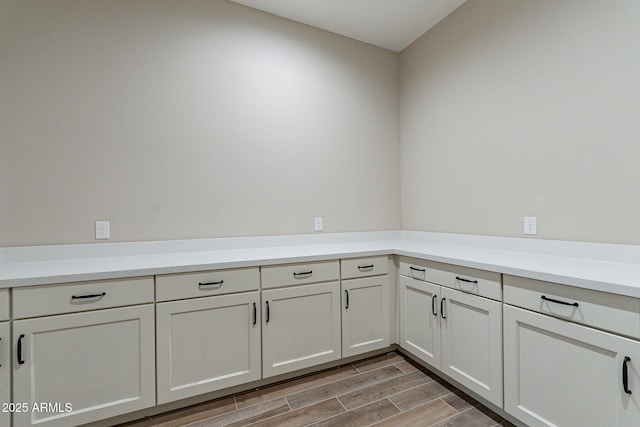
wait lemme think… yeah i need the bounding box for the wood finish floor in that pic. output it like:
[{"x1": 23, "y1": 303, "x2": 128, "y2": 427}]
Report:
[{"x1": 120, "y1": 352, "x2": 514, "y2": 427}]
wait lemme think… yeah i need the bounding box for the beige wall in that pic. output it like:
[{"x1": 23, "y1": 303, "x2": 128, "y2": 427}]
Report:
[
  {"x1": 4, "y1": 0, "x2": 639, "y2": 247},
  {"x1": 400, "y1": 0, "x2": 640, "y2": 244},
  {"x1": 0, "y1": 0, "x2": 400, "y2": 246}
]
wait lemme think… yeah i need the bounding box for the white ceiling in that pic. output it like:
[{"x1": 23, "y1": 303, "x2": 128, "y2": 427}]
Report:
[{"x1": 228, "y1": 0, "x2": 467, "y2": 52}]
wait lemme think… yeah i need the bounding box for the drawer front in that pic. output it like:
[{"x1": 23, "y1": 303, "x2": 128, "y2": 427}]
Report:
[
  {"x1": 13, "y1": 276, "x2": 154, "y2": 319},
  {"x1": 0, "y1": 289, "x2": 8, "y2": 321},
  {"x1": 156, "y1": 267, "x2": 259, "y2": 302},
  {"x1": 428, "y1": 262, "x2": 502, "y2": 301},
  {"x1": 398, "y1": 257, "x2": 430, "y2": 281},
  {"x1": 504, "y1": 275, "x2": 640, "y2": 339},
  {"x1": 341, "y1": 256, "x2": 388, "y2": 279},
  {"x1": 261, "y1": 260, "x2": 339, "y2": 289}
]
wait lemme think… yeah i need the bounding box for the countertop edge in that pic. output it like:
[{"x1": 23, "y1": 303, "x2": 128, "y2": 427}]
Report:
[{"x1": 2, "y1": 233, "x2": 640, "y2": 298}]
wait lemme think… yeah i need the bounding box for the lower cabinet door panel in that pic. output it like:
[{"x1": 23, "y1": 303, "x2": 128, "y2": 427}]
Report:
[
  {"x1": 0, "y1": 322, "x2": 10, "y2": 427},
  {"x1": 13, "y1": 305, "x2": 155, "y2": 427},
  {"x1": 342, "y1": 276, "x2": 390, "y2": 358},
  {"x1": 504, "y1": 304, "x2": 640, "y2": 427},
  {"x1": 441, "y1": 287, "x2": 502, "y2": 407},
  {"x1": 262, "y1": 282, "x2": 341, "y2": 378},
  {"x1": 156, "y1": 292, "x2": 261, "y2": 404},
  {"x1": 398, "y1": 276, "x2": 441, "y2": 369}
]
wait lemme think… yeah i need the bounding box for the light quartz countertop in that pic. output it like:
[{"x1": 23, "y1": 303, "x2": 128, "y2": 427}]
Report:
[{"x1": 1, "y1": 231, "x2": 640, "y2": 298}]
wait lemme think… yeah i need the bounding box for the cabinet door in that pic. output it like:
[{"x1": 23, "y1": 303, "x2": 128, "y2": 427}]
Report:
[
  {"x1": 0, "y1": 322, "x2": 9, "y2": 427},
  {"x1": 13, "y1": 305, "x2": 155, "y2": 427},
  {"x1": 504, "y1": 304, "x2": 640, "y2": 427},
  {"x1": 262, "y1": 282, "x2": 341, "y2": 378},
  {"x1": 398, "y1": 275, "x2": 441, "y2": 369},
  {"x1": 156, "y1": 292, "x2": 261, "y2": 404},
  {"x1": 440, "y1": 287, "x2": 502, "y2": 407},
  {"x1": 342, "y1": 276, "x2": 390, "y2": 357}
]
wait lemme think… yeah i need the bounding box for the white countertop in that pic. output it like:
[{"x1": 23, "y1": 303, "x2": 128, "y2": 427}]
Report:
[{"x1": 1, "y1": 231, "x2": 640, "y2": 298}]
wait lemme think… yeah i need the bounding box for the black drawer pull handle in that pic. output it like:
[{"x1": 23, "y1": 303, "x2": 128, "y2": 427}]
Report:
[
  {"x1": 623, "y1": 356, "x2": 632, "y2": 394},
  {"x1": 199, "y1": 280, "x2": 224, "y2": 288},
  {"x1": 456, "y1": 276, "x2": 478, "y2": 284},
  {"x1": 409, "y1": 266, "x2": 426, "y2": 272},
  {"x1": 432, "y1": 295, "x2": 438, "y2": 316},
  {"x1": 440, "y1": 298, "x2": 447, "y2": 319},
  {"x1": 265, "y1": 301, "x2": 270, "y2": 323},
  {"x1": 293, "y1": 271, "x2": 313, "y2": 277},
  {"x1": 71, "y1": 292, "x2": 106, "y2": 300},
  {"x1": 252, "y1": 303, "x2": 257, "y2": 325},
  {"x1": 357, "y1": 265, "x2": 374, "y2": 270},
  {"x1": 541, "y1": 295, "x2": 579, "y2": 307},
  {"x1": 345, "y1": 290, "x2": 350, "y2": 310},
  {"x1": 17, "y1": 334, "x2": 25, "y2": 365}
]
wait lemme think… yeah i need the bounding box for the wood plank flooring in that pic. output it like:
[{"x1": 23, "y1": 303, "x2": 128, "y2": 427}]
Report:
[{"x1": 119, "y1": 352, "x2": 513, "y2": 427}]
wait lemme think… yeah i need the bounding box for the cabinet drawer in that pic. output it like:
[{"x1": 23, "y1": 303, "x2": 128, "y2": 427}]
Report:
[
  {"x1": 428, "y1": 262, "x2": 502, "y2": 301},
  {"x1": 398, "y1": 257, "x2": 430, "y2": 281},
  {"x1": 261, "y1": 260, "x2": 339, "y2": 289},
  {"x1": 341, "y1": 256, "x2": 388, "y2": 279},
  {"x1": 0, "y1": 289, "x2": 8, "y2": 321},
  {"x1": 504, "y1": 275, "x2": 640, "y2": 339},
  {"x1": 156, "y1": 267, "x2": 259, "y2": 302},
  {"x1": 13, "y1": 276, "x2": 154, "y2": 319}
]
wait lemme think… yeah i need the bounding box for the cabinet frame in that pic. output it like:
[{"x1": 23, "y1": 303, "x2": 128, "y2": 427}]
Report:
[
  {"x1": 156, "y1": 291, "x2": 261, "y2": 404},
  {"x1": 341, "y1": 275, "x2": 390, "y2": 357},
  {"x1": 12, "y1": 304, "x2": 155, "y2": 427},
  {"x1": 262, "y1": 281, "x2": 341, "y2": 378},
  {"x1": 504, "y1": 304, "x2": 640, "y2": 427}
]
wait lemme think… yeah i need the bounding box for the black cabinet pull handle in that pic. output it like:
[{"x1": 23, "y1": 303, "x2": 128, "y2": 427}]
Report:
[
  {"x1": 456, "y1": 276, "x2": 478, "y2": 284},
  {"x1": 432, "y1": 295, "x2": 438, "y2": 316},
  {"x1": 199, "y1": 280, "x2": 223, "y2": 288},
  {"x1": 440, "y1": 298, "x2": 447, "y2": 319},
  {"x1": 345, "y1": 290, "x2": 350, "y2": 310},
  {"x1": 265, "y1": 301, "x2": 270, "y2": 323},
  {"x1": 409, "y1": 266, "x2": 425, "y2": 272},
  {"x1": 17, "y1": 334, "x2": 25, "y2": 365},
  {"x1": 71, "y1": 292, "x2": 106, "y2": 300},
  {"x1": 253, "y1": 302, "x2": 257, "y2": 326},
  {"x1": 623, "y1": 356, "x2": 632, "y2": 394},
  {"x1": 357, "y1": 265, "x2": 374, "y2": 270},
  {"x1": 541, "y1": 295, "x2": 579, "y2": 307},
  {"x1": 293, "y1": 271, "x2": 312, "y2": 277}
]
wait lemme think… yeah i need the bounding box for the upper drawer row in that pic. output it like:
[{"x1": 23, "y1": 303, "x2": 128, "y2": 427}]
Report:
[
  {"x1": 12, "y1": 256, "x2": 389, "y2": 317},
  {"x1": 399, "y1": 256, "x2": 502, "y2": 301}
]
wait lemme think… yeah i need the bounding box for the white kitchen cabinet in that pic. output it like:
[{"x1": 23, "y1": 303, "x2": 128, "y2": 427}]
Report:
[
  {"x1": 12, "y1": 305, "x2": 155, "y2": 427},
  {"x1": 398, "y1": 258, "x2": 503, "y2": 407},
  {"x1": 399, "y1": 275, "x2": 441, "y2": 367},
  {"x1": 262, "y1": 281, "x2": 341, "y2": 378},
  {"x1": 504, "y1": 304, "x2": 640, "y2": 427},
  {"x1": 341, "y1": 275, "x2": 390, "y2": 357},
  {"x1": 0, "y1": 321, "x2": 10, "y2": 427},
  {"x1": 440, "y1": 286, "x2": 502, "y2": 407},
  {"x1": 156, "y1": 291, "x2": 261, "y2": 404}
]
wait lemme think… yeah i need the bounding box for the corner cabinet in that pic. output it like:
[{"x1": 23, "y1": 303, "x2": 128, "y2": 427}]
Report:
[
  {"x1": 398, "y1": 258, "x2": 503, "y2": 408},
  {"x1": 341, "y1": 256, "x2": 390, "y2": 358},
  {"x1": 12, "y1": 277, "x2": 156, "y2": 427},
  {"x1": 155, "y1": 268, "x2": 261, "y2": 404},
  {"x1": 504, "y1": 275, "x2": 640, "y2": 427},
  {"x1": 261, "y1": 261, "x2": 342, "y2": 378}
]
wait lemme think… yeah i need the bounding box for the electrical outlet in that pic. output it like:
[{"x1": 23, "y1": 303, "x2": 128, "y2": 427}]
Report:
[
  {"x1": 314, "y1": 217, "x2": 323, "y2": 232},
  {"x1": 524, "y1": 217, "x2": 537, "y2": 235},
  {"x1": 95, "y1": 221, "x2": 110, "y2": 239}
]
